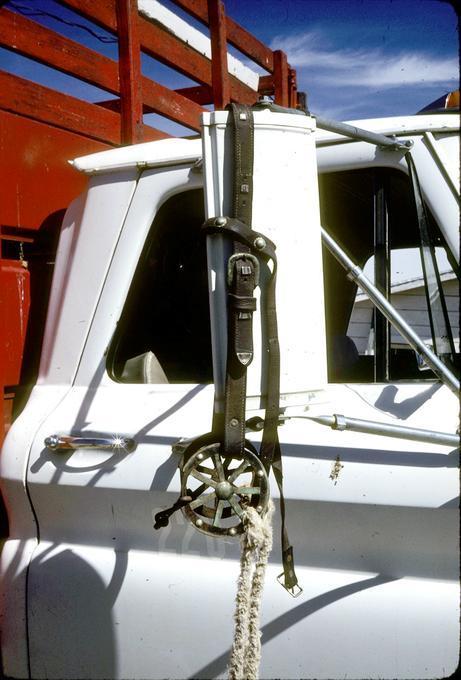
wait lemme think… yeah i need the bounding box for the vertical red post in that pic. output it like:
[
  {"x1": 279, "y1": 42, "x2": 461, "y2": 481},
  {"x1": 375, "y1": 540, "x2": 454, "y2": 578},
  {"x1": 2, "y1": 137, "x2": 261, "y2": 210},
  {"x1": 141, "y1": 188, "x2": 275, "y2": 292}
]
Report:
[
  {"x1": 273, "y1": 50, "x2": 289, "y2": 107},
  {"x1": 207, "y1": 0, "x2": 230, "y2": 109},
  {"x1": 288, "y1": 67, "x2": 297, "y2": 108},
  {"x1": 116, "y1": 0, "x2": 144, "y2": 144}
]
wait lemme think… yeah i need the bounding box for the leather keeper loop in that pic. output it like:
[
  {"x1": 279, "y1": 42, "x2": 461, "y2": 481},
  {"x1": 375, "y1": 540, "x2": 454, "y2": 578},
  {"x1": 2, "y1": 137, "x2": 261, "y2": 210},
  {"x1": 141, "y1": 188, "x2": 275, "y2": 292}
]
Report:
[{"x1": 228, "y1": 294, "x2": 257, "y2": 312}]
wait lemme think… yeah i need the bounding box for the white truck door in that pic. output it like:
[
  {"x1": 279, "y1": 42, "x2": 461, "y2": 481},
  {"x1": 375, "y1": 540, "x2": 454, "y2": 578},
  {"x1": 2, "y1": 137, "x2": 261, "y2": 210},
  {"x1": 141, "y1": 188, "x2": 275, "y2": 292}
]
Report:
[
  {"x1": 23, "y1": 166, "x2": 243, "y2": 680},
  {"x1": 22, "y1": 125, "x2": 459, "y2": 680}
]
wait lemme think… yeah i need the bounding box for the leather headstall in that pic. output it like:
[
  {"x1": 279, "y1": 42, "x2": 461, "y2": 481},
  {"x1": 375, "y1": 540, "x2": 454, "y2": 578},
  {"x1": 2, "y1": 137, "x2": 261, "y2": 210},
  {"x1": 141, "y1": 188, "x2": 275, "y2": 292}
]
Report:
[{"x1": 154, "y1": 103, "x2": 301, "y2": 596}]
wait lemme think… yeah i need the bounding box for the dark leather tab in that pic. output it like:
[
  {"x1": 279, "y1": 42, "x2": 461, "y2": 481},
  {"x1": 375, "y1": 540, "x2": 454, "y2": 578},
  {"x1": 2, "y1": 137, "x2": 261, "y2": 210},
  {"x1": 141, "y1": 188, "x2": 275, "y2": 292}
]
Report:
[
  {"x1": 228, "y1": 294, "x2": 257, "y2": 312},
  {"x1": 281, "y1": 546, "x2": 299, "y2": 590}
]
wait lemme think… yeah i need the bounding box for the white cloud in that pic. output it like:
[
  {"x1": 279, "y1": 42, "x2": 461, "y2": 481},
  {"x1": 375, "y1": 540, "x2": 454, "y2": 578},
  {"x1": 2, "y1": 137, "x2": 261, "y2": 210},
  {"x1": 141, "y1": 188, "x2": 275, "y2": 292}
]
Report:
[{"x1": 271, "y1": 30, "x2": 459, "y2": 89}]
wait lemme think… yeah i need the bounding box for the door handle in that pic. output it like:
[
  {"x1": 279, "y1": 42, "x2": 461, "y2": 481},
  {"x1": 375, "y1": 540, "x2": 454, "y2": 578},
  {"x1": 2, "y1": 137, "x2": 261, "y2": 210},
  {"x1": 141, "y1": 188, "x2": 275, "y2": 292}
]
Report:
[{"x1": 44, "y1": 434, "x2": 136, "y2": 453}]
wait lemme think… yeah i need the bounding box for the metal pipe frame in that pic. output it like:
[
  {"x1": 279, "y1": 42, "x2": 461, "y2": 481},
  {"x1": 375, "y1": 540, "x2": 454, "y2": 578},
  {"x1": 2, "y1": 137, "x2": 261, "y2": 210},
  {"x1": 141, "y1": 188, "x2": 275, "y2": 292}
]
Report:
[
  {"x1": 281, "y1": 413, "x2": 459, "y2": 448},
  {"x1": 321, "y1": 227, "x2": 460, "y2": 396},
  {"x1": 315, "y1": 115, "x2": 413, "y2": 152}
]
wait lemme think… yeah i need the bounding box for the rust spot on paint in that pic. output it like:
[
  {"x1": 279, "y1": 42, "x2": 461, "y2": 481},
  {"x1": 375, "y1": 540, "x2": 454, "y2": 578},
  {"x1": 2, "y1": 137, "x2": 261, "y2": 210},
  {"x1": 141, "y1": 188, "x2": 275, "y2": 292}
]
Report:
[{"x1": 329, "y1": 455, "x2": 344, "y2": 485}]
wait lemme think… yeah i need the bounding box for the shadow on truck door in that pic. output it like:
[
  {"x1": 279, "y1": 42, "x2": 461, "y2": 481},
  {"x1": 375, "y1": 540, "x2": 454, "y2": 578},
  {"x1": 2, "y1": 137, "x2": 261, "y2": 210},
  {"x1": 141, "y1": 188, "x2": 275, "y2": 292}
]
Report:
[
  {"x1": 190, "y1": 573, "x2": 398, "y2": 679},
  {"x1": 28, "y1": 547, "x2": 119, "y2": 679}
]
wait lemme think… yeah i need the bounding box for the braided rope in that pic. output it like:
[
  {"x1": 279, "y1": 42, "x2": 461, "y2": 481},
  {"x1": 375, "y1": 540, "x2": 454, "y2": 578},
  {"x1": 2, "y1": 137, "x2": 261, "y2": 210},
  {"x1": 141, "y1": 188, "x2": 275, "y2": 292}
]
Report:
[{"x1": 228, "y1": 500, "x2": 274, "y2": 680}]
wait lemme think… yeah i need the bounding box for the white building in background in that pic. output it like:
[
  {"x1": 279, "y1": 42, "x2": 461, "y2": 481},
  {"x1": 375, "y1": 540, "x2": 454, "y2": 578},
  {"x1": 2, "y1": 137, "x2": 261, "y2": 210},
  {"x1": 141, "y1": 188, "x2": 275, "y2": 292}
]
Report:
[{"x1": 348, "y1": 247, "x2": 459, "y2": 355}]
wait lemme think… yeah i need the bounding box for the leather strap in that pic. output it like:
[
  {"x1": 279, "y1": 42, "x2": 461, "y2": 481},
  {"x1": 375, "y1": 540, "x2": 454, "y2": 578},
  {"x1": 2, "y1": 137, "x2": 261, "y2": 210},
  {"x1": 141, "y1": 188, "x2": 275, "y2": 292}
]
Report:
[
  {"x1": 222, "y1": 104, "x2": 257, "y2": 458},
  {"x1": 156, "y1": 103, "x2": 300, "y2": 595},
  {"x1": 231, "y1": 104, "x2": 254, "y2": 226},
  {"x1": 203, "y1": 216, "x2": 301, "y2": 595}
]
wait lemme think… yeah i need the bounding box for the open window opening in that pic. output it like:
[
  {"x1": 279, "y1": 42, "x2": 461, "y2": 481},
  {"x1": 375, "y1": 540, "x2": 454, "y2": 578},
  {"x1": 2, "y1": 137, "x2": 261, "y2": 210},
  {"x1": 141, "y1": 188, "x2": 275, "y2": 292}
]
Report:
[
  {"x1": 349, "y1": 246, "x2": 459, "y2": 368},
  {"x1": 319, "y1": 167, "x2": 459, "y2": 383},
  {"x1": 108, "y1": 188, "x2": 213, "y2": 384}
]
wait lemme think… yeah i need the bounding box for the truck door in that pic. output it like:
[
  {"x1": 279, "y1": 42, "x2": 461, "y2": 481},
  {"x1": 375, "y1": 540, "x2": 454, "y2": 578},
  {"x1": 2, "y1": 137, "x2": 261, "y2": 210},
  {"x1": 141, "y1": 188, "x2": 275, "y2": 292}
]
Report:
[
  {"x1": 22, "y1": 168, "x2": 240, "y2": 680},
  {"x1": 21, "y1": 133, "x2": 460, "y2": 680}
]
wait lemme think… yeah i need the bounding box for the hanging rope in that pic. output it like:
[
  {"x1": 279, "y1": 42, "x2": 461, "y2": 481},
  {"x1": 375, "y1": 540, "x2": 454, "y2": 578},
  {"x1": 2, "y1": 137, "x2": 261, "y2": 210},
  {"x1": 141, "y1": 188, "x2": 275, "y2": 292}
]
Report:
[{"x1": 228, "y1": 499, "x2": 274, "y2": 680}]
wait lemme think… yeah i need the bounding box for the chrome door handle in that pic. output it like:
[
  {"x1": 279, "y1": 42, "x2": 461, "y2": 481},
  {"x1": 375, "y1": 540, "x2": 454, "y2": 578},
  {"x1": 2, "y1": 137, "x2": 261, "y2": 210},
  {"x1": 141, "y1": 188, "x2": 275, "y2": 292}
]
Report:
[{"x1": 44, "y1": 434, "x2": 136, "y2": 453}]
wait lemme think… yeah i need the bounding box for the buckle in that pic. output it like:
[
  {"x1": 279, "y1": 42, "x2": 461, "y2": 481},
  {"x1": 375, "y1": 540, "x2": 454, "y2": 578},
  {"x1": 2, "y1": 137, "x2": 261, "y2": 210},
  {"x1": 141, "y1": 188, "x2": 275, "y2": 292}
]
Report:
[
  {"x1": 227, "y1": 253, "x2": 260, "y2": 287},
  {"x1": 277, "y1": 572, "x2": 303, "y2": 597}
]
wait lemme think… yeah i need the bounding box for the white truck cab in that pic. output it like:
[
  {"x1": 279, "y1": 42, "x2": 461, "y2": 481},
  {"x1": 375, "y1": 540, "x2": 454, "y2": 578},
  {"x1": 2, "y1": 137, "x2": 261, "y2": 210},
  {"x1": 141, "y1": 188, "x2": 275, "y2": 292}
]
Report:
[{"x1": 1, "y1": 109, "x2": 459, "y2": 679}]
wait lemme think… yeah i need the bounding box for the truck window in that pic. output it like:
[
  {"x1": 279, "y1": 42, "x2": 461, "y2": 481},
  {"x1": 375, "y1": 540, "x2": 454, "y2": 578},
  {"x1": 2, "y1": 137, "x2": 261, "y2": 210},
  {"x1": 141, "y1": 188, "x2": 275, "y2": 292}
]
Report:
[
  {"x1": 108, "y1": 189, "x2": 213, "y2": 384},
  {"x1": 348, "y1": 246, "x2": 459, "y2": 369},
  {"x1": 109, "y1": 169, "x2": 457, "y2": 387},
  {"x1": 319, "y1": 167, "x2": 459, "y2": 383}
]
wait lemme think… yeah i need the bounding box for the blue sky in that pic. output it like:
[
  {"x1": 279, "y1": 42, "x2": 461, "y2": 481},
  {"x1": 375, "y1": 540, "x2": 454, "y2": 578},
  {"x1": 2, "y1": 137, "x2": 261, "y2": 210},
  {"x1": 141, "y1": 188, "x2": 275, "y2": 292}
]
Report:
[
  {"x1": 229, "y1": 0, "x2": 459, "y2": 120},
  {"x1": 1, "y1": 0, "x2": 458, "y2": 133}
]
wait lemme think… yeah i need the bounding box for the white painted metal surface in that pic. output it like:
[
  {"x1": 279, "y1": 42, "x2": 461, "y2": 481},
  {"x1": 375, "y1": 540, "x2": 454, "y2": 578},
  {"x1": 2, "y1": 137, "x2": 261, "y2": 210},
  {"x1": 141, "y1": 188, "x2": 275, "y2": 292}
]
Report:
[
  {"x1": 71, "y1": 137, "x2": 202, "y2": 174},
  {"x1": 0, "y1": 384, "x2": 70, "y2": 678},
  {"x1": 19, "y1": 379, "x2": 460, "y2": 679},
  {"x1": 0, "y1": 112, "x2": 459, "y2": 680},
  {"x1": 38, "y1": 171, "x2": 138, "y2": 385},
  {"x1": 71, "y1": 114, "x2": 459, "y2": 260},
  {"x1": 203, "y1": 109, "x2": 327, "y2": 404},
  {"x1": 74, "y1": 165, "x2": 203, "y2": 385},
  {"x1": 315, "y1": 113, "x2": 459, "y2": 146}
]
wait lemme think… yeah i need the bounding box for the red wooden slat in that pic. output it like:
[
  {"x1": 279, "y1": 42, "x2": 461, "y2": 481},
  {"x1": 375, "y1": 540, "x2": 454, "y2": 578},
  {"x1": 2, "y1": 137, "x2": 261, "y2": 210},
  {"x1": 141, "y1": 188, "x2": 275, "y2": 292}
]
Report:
[
  {"x1": 97, "y1": 99, "x2": 140, "y2": 113},
  {"x1": 99, "y1": 84, "x2": 213, "y2": 111},
  {"x1": 175, "y1": 85, "x2": 213, "y2": 105},
  {"x1": 229, "y1": 80, "x2": 257, "y2": 105},
  {"x1": 171, "y1": 0, "x2": 274, "y2": 72},
  {"x1": 97, "y1": 88, "x2": 203, "y2": 130},
  {"x1": 138, "y1": 14, "x2": 211, "y2": 86},
  {"x1": 0, "y1": 234, "x2": 35, "y2": 245},
  {"x1": 258, "y1": 74, "x2": 274, "y2": 95},
  {"x1": 0, "y1": 9, "x2": 119, "y2": 93},
  {"x1": 0, "y1": 7, "x2": 204, "y2": 130},
  {"x1": 273, "y1": 50, "x2": 289, "y2": 107},
  {"x1": 207, "y1": 0, "x2": 230, "y2": 109},
  {"x1": 0, "y1": 70, "x2": 121, "y2": 144},
  {"x1": 56, "y1": 0, "x2": 118, "y2": 33},
  {"x1": 58, "y1": 0, "x2": 258, "y2": 105},
  {"x1": 116, "y1": 0, "x2": 144, "y2": 144},
  {"x1": 142, "y1": 79, "x2": 202, "y2": 130},
  {"x1": 0, "y1": 71, "x2": 167, "y2": 145},
  {"x1": 58, "y1": 0, "x2": 211, "y2": 85}
]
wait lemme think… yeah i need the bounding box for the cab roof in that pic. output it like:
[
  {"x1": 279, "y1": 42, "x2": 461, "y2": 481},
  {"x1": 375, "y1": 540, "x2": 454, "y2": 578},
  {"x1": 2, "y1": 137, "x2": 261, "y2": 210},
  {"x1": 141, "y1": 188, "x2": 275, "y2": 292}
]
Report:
[{"x1": 71, "y1": 113, "x2": 459, "y2": 175}]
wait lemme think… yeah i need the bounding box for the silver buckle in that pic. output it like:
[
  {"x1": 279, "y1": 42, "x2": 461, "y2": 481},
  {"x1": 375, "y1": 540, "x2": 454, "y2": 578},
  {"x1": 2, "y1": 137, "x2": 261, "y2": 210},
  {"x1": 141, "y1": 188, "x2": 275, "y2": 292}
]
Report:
[
  {"x1": 227, "y1": 253, "x2": 260, "y2": 287},
  {"x1": 277, "y1": 572, "x2": 303, "y2": 597}
]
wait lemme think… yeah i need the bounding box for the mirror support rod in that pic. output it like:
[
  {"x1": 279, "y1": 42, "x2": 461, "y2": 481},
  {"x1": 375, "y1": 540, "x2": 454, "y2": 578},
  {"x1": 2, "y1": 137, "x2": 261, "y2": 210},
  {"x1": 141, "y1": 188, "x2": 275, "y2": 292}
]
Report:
[
  {"x1": 315, "y1": 115, "x2": 413, "y2": 151},
  {"x1": 321, "y1": 227, "x2": 460, "y2": 396},
  {"x1": 280, "y1": 413, "x2": 459, "y2": 448}
]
